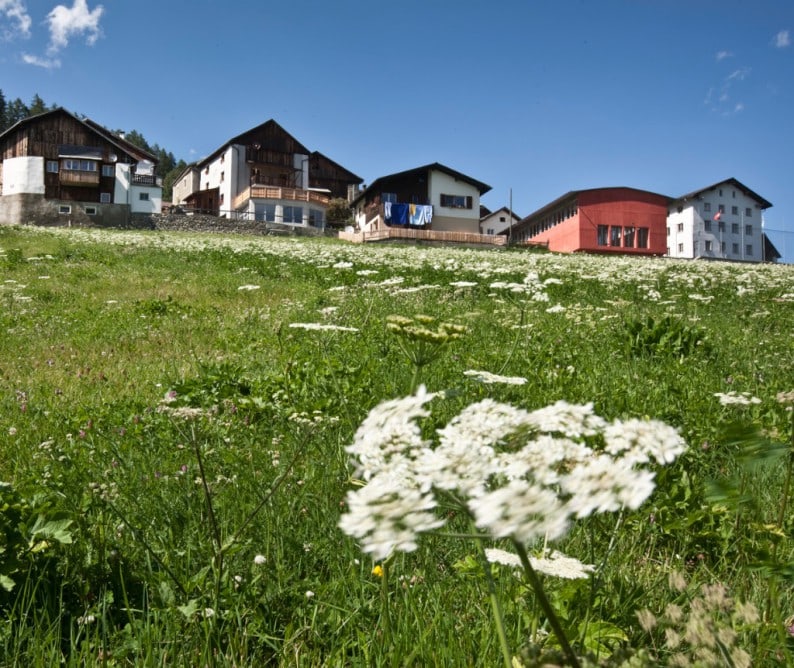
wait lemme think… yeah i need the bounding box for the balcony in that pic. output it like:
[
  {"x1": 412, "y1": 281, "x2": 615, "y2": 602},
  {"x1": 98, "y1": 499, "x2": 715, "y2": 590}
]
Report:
[
  {"x1": 233, "y1": 185, "x2": 330, "y2": 210},
  {"x1": 59, "y1": 170, "x2": 100, "y2": 187}
]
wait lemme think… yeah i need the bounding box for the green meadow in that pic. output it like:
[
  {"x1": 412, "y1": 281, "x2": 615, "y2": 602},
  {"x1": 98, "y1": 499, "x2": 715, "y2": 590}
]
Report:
[{"x1": 1, "y1": 224, "x2": 793, "y2": 666}]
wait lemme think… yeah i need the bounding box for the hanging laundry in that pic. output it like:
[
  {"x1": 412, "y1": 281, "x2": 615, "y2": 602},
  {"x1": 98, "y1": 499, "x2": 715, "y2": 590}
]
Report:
[
  {"x1": 424, "y1": 205, "x2": 433, "y2": 223},
  {"x1": 409, "y1": 204, "x2": 426, "y2": 226},
  {"x1": 384, "y1": 201, "x2": 392, "y2": 221},
  {"x1": 390, "y1": 203, "x2": 409, "y2": 226}
]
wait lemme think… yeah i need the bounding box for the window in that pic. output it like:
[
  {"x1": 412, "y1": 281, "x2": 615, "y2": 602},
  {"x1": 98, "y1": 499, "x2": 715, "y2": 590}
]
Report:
[
  {"x1": 745, "y1": 224, "x2": 752, "y2": 236},
  {"x1": 597, "y1": 225, "x2": 608, "y2": 246},
  {"x1": 637, "y1": 228, "x2": 649, "y2": 248},
  {"x1": 440, "y1": 194, "x2": 473, "y2": 209},
  {"x1": 624, "y1": 226, "x2": 635, "y2": 247},
  {"x1": 731, "y1": 223, "x2": 739, "y2": 234},
  {"x1": 309, "y1": 209, "x2": 325, "y2": 227},
  {"x1": 100, "y1": 192, "x2": 111, "y2": 203},
  {"x1": 731, "y1": 206, "x2": 738, "y2": 215},
  {"x1": 46, "y1": 160, "x2": 59, "y2": 173},
  {"x1": 283, "y1": 205, "x2": 303, "y2": 223},
  {"x1": 139, "y1": 192, "x2": 150, "y2": 201},
  {"x1": 84, "y1": 206, "x2": 97, "y2": 216},
  {"x1": 486, "y1": 228, "x2": 494, "y2": 235},
  {"x1": 732, "y1": 190, "x2": 736, "y2": 198},
  {"x1": 220, "y1": 171, "x2": 225, "y2": 182},
  {"x1": 745, "y1": 207, "x2": 752, "y2": 217},
  {"x1": 610, "y1": 226, "x2": 622, "y2": 247},
  {"x1": 62, "y1": 159, "x2": 97, "y2": 172},
  {"x1": 254, "y1": 203, "x2": 276, "y2": 222},
  {"x1": 746, "y1": 244, "x2": 753, "y2": 255},
  {"x1": 382, "y1": 192, "x2": 397, "y2": 204},
  {"x1": 704, "y1": 220, "x2": 712, "y2": 232},
  {"x1": 718, "y1": 220, "x2": 725, "y2": 232},
  {"x1": 705, "y1": 240, "x2": 712, "y2": 252},
  {"x1": 677, "y1": 243, "x2": 684, "y2": 253},
  {"x1": 220, "y1": 193, "x2": 224, "y2": 205},
  {"x1": 101, "y1": 165, "x2": 114, "y2": 177},
  {"x1": 677, "y1": 222, "x2": 684, "y2": 232},
  {"x1": 718, "y1": 204, "x2": 725, "y2": 213},
  {"x1": 499, "y1": 216, "x2": 506, "y2": 223},
  {"x1": 721, "y1": 242, "x2": 726, "y2": 253},
  {"x1": 718, "y1": 189, "x2": 723, "y2": 196},
  {"x1": 704, "y1": 202, "x2": 711, "y2": 212},
  {"x1": 58, "y1": 205, "x2": 71, "y2": 214},
  {"x1": 732, "y1": 243, "x2": 739, "y2": 254}
]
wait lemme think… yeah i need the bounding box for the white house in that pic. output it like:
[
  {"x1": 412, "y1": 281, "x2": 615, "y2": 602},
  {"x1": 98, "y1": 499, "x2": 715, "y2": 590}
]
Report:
[
  {"x1": 480, "y1": 206, "x2": 521, "y2": 237},
  {"x1": 667, "y1": 178, "x2": 772, "y2": 262},
  {"x1": 350, "y1": 162, "x2": 491, "y2": 234},
  {"x1": 171, "y1": 119, "x2": 362, "y2": 229}
]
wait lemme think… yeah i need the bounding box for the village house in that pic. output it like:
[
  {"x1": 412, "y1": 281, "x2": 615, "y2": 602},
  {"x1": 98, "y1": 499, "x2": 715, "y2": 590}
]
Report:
[
  {"x1": 511, "y1": 187, "x2": 670, "y2": 256},
  {"x1": 350, "y1": 163, "x2": 491, "y2": 235},
  {"x1": 170, "y1": 119, "x2": 362, "y2": 230},
  {"x1": 666, "y1": 178, "x2": 775, "y2": 262},
  {"x1": 479, "y1": 205, "x2": 521, "y2": 237},
  {"x1": 0, "y1": 107, "x2": 162, "y2": 227}
]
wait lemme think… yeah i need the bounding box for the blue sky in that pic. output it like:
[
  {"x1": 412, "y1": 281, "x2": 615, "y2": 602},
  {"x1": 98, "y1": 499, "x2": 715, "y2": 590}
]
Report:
[{"x1": 2, "y1": 0, "x2": 793, "y2": 262}]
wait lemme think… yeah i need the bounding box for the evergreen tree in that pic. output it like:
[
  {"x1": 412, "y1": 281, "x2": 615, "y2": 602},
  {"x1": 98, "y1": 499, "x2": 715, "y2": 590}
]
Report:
[
  {"x1": 28, "y1": 94, "x2": 48, "y2": 116},
  {"x1": 0, "y1": 89, "x2": 7, "y2": 132},
  {"x1": 5, "y1": 98, "x2": 29, "y2": 127}
]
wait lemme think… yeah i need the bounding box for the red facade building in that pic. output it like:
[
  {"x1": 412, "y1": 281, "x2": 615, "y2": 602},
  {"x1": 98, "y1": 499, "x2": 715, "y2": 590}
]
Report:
[{"x1": 512, "y1": 187, "x2": 670, "y2": 255}]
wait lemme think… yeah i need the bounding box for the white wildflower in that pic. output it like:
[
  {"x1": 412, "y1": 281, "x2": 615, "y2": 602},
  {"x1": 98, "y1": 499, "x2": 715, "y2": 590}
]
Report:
[
  {"x1": 253, "y1": 554, "x2": 266, "y2": 565},
  {"x1": 714, "y1": 391, "x2": 762, "y2": 406},
  {"x1": 338, "y1": 473, "x2": 445, "y2": 561},
  {"x1": 237, "y1": 284, "x2": 260, "y2": 291},
  {"x1": 288, "y1": 323, "x2": 359, "y2": 332},
  {"x1": 603, "y1": 419, "x2": 686, "y2": 465},
  {"x1": 463, "y1": 369, "x2": 527, "y2": 385},
  {"x1": 469, "y1": 479, "x2": 570, "y2": 544}
]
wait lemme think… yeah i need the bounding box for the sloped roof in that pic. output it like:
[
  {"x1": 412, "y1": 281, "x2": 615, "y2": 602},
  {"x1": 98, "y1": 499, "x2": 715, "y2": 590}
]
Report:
[
  {"x1": 310, "y1": 150, "x2": 363, "y2": 184},
  {"x1": 518, "y1": 186, "x2": 671, "y2": 224},
  {"x1": 351, "y1": 162, "x2": 491, "y2": 206},
  {"x1": 480, "y1": 205, "x2": 522, "y2": 222},
  {"x1": 197, "y1": 119, "x2": 311, "y2": 167},
  {"x1": 0, "y1": 107, "x2": 157, "y2": 164},
  {"x1": 672, "y1": 177, "x2": 772, "y2": 209}
]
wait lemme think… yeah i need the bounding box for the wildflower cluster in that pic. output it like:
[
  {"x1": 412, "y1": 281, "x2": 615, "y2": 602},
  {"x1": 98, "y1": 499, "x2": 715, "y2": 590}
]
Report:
[
  {"x1": 339, "y1": 388, "x2": 687, "y2": 560},
  {"x1": 386, "y1": 314, "x2": 466, "y2": 369},
  {"x1": 636, "y1": 573, "x2": 756, "y2": 668}
]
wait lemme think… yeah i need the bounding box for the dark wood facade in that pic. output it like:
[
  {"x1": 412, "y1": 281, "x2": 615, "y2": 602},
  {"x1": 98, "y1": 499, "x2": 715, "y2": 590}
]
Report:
[{"x1": 0, "y1": 108, "x2": 156, "y2": 204}]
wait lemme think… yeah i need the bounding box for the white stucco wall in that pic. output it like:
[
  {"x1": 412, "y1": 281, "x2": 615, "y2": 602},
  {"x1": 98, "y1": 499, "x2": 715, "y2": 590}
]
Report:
[
  {"x1": 172, "y1": 168, "x2": 200, "y2": 204},
  {"x1": 114, "y1": 163, "x2": 131, "y2": 206},
  {"x1": 2, "y1": 156, "x2": 45, "y2": 195},
  {"x1": 667, "y1": 184, "x2": 764, "y2": 261},
  {"x1": 428, "y1": 170, "x2": 481, "y2": 233}
]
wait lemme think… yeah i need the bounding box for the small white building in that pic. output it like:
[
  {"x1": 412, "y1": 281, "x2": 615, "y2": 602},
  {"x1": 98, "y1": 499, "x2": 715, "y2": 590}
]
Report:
[
  {"x1": 480, "y1": 206, "x2": 521, "y2": 237},
  {"x1": 667, "y1": 178, "x2": 772, "y2": 262}
]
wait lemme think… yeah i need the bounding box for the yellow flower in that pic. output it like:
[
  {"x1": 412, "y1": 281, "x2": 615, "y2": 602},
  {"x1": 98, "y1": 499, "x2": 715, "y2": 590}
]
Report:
[{"x1": 372, "y1": 564, "x2": 384, "y2": 578}]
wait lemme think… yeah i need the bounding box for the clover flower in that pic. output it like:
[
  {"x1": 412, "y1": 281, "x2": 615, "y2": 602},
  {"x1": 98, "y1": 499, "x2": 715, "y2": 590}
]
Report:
[{"x1": 714, "y1": 391, "x2": 761, "y2": 406}]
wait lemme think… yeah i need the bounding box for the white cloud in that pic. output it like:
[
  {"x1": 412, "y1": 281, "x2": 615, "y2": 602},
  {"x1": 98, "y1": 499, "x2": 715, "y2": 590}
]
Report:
[
  {"x1": 46, "y1": 0, "x2": 104, "y2": 55},
  {"x1": 22, "y1": 52, "x2": 60, "y2": 69},
  {"x1": 727, "y1": 67, "x2": 751, "y2": 81},
  {"x1": 0, "y1": 0, "x2": 32, "y2": 39},
  {"x1": 715, "y1": 50, "x2": 732, "y2": 61},
  {"x1": 774, "y1": 30, "x2": 790, "y2": 48}
]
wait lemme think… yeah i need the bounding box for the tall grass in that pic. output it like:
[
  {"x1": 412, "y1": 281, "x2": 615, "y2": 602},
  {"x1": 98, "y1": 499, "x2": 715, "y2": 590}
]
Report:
[{"x1": 1, "y1": 224, "x2": 793, "y2": 665}]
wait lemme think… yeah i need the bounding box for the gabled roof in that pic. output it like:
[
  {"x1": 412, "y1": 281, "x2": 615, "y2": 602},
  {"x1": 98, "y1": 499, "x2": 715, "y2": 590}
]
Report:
[
  {"x1": 351, "y1": 162, "x2": 492, "y2": 206},
  {"x1": 197, "y1": 118, "x2": 311, "y2": 167},
  {"x1": 673, "y1": 177, "x2": 772, "y2": 209},
  {"x1": 518, "y1": 186, "x2": 670, "y2": 224},
  {"x1": 0, "y1": 107, "x2": 157, "y2": 164},
  {"x1": 310, "y1": 150, "x2": 363, "y2": 184},
  {"x1": 763, "y1": 233, "x2": 782, "y2": 262},
  {"x1": 480, "y1": 206, "x2": 522, "y2": 221}
]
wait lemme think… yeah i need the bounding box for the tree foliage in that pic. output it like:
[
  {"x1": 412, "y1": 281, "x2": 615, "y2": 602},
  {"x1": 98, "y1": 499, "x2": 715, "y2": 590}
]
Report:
[{"x1": 326, "y1": 197, "x2": 354, "y2": 228}]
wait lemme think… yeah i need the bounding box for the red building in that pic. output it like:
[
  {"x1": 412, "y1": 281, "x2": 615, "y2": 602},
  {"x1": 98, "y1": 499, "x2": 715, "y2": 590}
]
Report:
[{"x1": 512, "y1": 187, "x2": 670, "y2": 255}]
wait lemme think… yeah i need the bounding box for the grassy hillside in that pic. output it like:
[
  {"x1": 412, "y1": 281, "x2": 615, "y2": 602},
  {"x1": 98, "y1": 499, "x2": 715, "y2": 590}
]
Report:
[{"x1": 1, "y1": 225, "x2": 793, "y2": 666}]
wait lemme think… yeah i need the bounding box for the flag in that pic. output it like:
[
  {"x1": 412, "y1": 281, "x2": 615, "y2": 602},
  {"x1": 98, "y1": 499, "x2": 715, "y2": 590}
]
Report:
[{"x1": 713, "y1": 211, "x2": 722, "y2": 221}]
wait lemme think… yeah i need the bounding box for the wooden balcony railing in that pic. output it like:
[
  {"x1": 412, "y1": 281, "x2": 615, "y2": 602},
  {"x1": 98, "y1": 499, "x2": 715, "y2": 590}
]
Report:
[
  {"x1": 233, "y1": 186, "x2": 330, "y2": 210},
  {"x1": 338, "y1": 227, "x2": 508, "y2": 246},
  {"x1": 60, "y1": 171, "x2": 99, "y2": 186}
]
